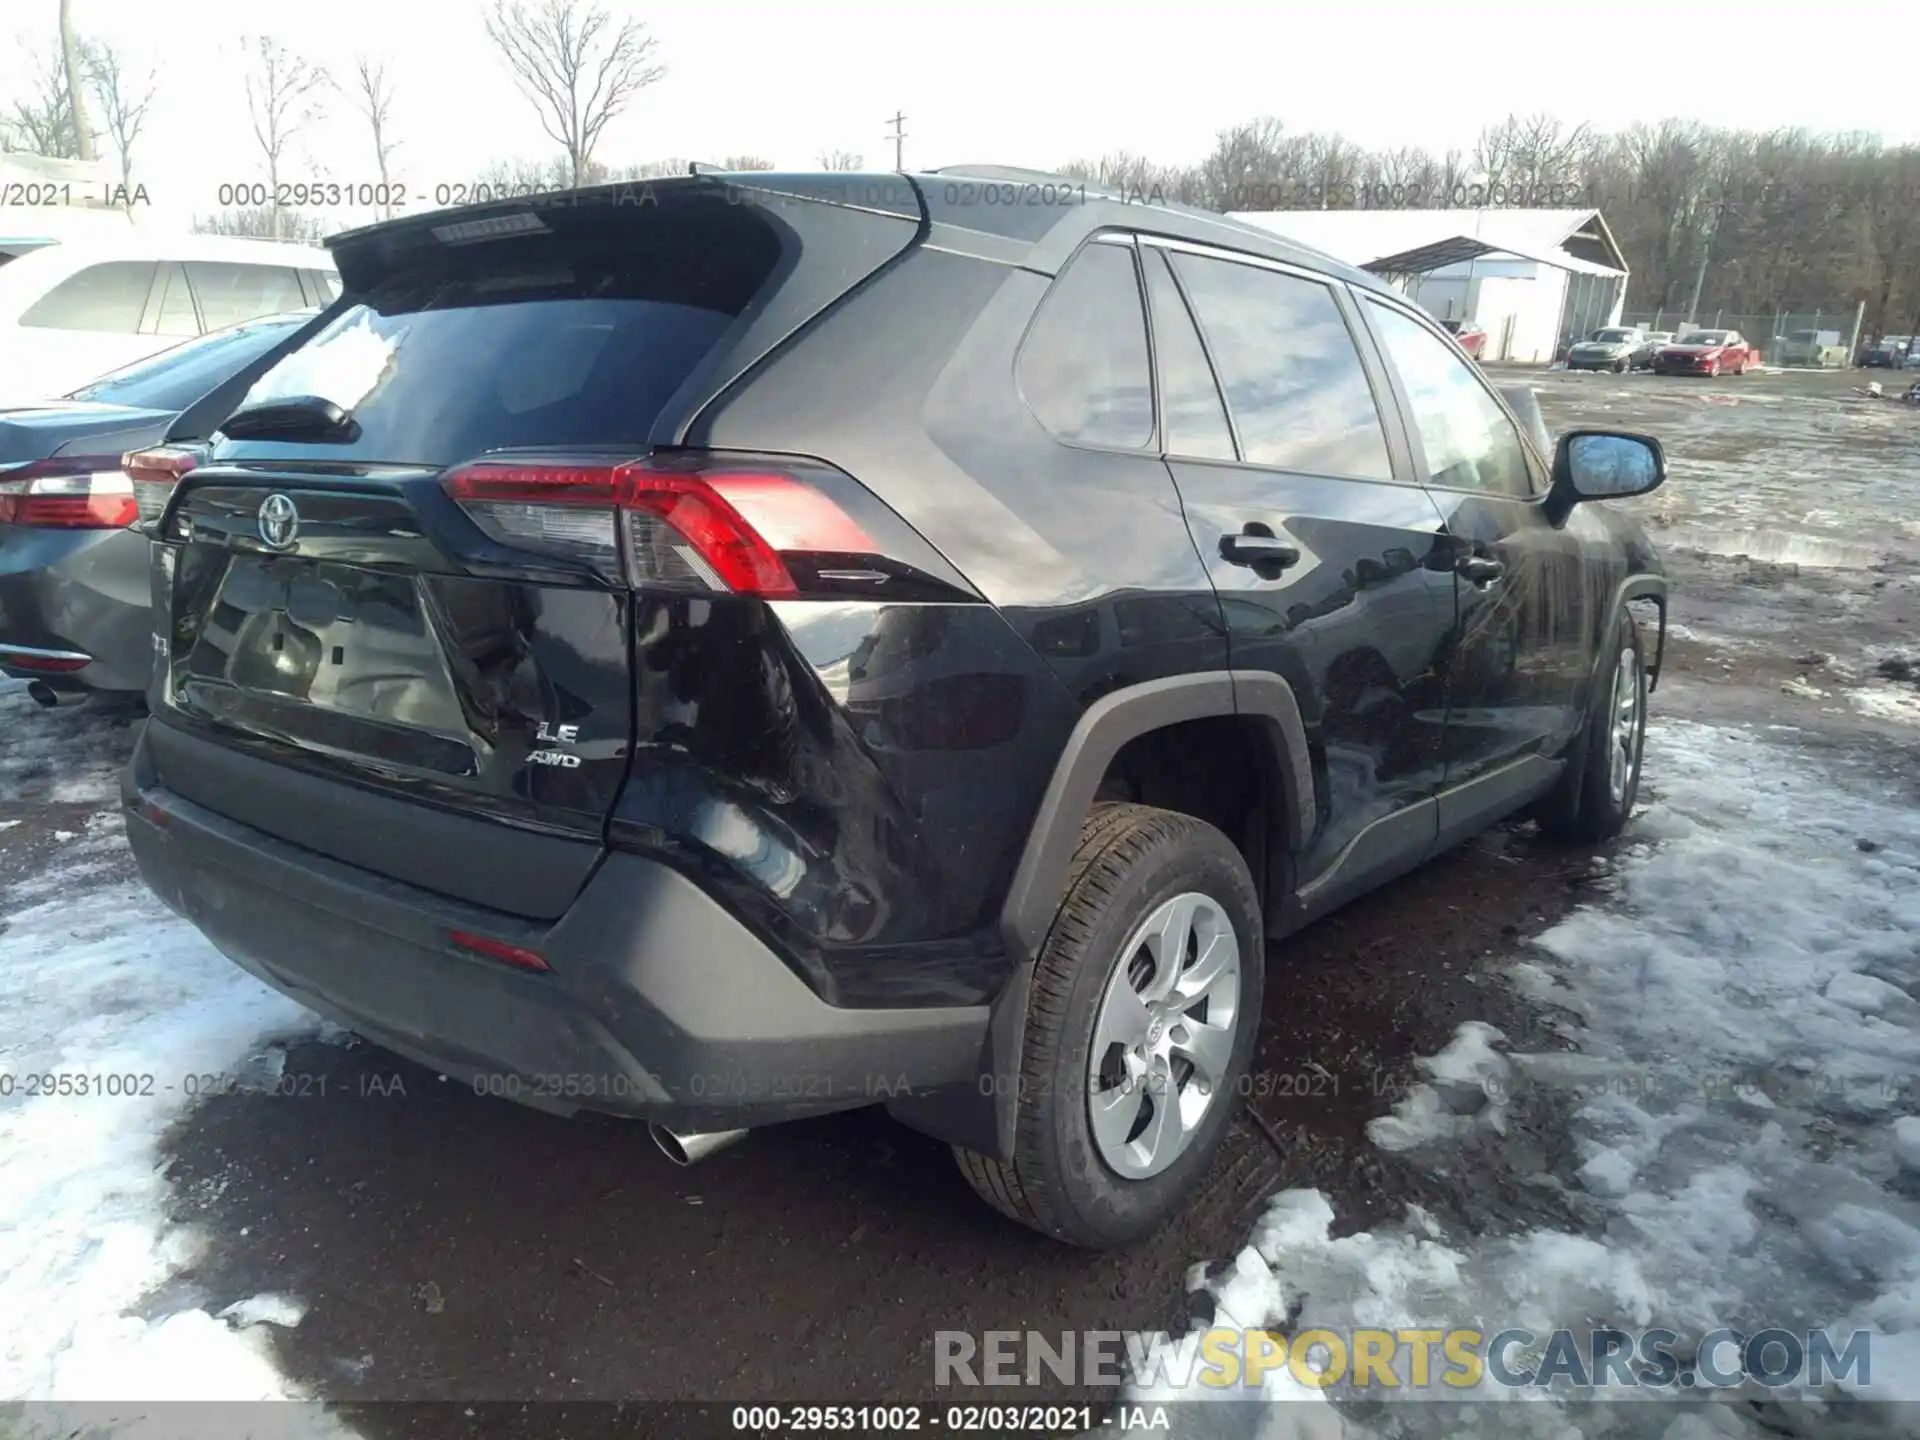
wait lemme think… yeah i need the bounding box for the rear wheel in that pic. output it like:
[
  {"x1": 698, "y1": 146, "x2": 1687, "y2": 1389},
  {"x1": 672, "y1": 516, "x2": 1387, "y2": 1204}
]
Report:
[
  {"x1": 1535, "y1": 613, "x2": 1646, "y2": 843},
  {"x1": 955, "y1": 804, "x2": 1263, "y2": 1248}
]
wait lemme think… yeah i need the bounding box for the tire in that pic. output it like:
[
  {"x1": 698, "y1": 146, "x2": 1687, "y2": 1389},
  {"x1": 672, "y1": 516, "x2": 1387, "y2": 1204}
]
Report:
[
  {"x1": 1612, "y1": 358, "x2": 1627, "y2": 374},
  {"x1": 955, "y1": 804, "x2": 1264, "y2": 1248},
  {"x1": 1534, "y1": 613, "x2": 1647, "y2": 843}
]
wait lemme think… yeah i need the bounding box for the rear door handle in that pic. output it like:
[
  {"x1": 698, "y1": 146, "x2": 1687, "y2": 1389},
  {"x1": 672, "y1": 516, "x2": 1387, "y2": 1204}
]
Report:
[
  {"x1": 1220, "y1": 533, "x2": 1301, "y2": 569},
  {"x1": 1456, "y1": 555, "x2": 1505, "y2": 584}
]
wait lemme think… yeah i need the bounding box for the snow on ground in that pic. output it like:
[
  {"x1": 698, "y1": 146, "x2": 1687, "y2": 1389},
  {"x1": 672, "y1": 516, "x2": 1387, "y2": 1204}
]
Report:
[
  {"x1": 1137, "y1": 720, "x2": 1920, "y2": 1436},
  {"x1": 0, "y1": 680, "x2": 346, "y2": 1433}
]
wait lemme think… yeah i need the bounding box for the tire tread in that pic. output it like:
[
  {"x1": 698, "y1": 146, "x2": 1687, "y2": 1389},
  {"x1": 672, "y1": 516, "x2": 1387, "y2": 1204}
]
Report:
[{"x1": 957, "y1": 803, "x2": 1228, "y2": 1240}]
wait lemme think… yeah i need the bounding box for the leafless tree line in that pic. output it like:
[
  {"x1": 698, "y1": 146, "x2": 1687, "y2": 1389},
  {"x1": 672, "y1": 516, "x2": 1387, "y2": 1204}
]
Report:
[{"x1": 1059, "y1": 114, "x2": 1920, "y2": 340}]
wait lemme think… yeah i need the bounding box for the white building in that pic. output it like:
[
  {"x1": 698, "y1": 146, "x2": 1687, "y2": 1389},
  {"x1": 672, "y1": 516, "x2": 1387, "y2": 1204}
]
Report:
[{"x1": 1226, "y1": 208, "x2": 1630, "y2": 365}]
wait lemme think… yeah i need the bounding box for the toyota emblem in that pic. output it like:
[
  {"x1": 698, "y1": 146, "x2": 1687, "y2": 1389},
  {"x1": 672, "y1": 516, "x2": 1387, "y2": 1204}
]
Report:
[{"x1": 257, "y1": 493, "x2": 300, "y2": 549}]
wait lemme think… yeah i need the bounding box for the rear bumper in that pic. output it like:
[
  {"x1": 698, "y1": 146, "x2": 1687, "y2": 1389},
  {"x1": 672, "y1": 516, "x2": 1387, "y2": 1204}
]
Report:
[
  {"x1": 0, "y1": 526, "x2": 152, "y2": 693},
  {"x1": 123, "y1": 724, "x2": 989, "y2": 1130}
]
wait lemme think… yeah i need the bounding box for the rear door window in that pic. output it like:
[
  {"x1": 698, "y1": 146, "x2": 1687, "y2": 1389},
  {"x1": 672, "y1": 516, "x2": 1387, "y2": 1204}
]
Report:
[
  {"x1": 151, "y1": 263, "x2": 201, "y2": 337},
  {"x1": 19, "y1": 260, "x2": 159, "y2": 332},
  {"x1": 1142, "y1": 247, "x2": 1235, "y2": 461},
  {"x1": 302, "y1": 269, "x2": 339, "y2": 305},
  {"x1": 1017, "y1": 239, "x2": 1154, "y2": 450},
  {"x1": 1169, "y1": 252, "x2": 1393, "y2": 480},
  {"x1": 185, "y1": 262, "x2": 309, "y2": 330}
]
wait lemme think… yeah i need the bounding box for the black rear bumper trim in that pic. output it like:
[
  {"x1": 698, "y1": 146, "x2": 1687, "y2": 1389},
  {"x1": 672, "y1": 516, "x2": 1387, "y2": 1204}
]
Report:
[{"x1": 124, "y1": 727, "x2": 989, "y2": 1131}]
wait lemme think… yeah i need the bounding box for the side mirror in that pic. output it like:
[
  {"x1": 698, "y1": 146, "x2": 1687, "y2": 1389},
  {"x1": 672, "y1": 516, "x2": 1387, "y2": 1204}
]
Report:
[{"x1": 1546, "y1": 429, "x2": 1665, "y2": 523}]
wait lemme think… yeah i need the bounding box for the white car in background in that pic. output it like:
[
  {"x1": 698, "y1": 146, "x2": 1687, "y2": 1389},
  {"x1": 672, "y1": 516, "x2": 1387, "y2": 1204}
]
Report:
[{"x1": 0, "y1": 234, "x2": 338, "y2": 406}]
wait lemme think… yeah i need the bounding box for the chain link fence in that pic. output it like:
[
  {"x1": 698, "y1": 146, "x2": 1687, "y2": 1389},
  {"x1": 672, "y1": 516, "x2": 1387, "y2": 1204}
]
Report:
[{"x1": 1619, "y1": 307, "x2": 1869, "y2": 365}]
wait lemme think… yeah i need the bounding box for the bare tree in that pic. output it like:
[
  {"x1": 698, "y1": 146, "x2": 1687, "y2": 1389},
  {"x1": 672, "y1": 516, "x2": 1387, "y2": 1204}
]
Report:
[
  {"x1": 195, "y1": 206, "x2": 333, "y2": 244},
  {"x1": 1034, "y1": 109, "x2": 1920, "y2": 330},
  {"x1": 606, "y1": 157, "x2": 691, "y2": 179},
  {"x1": 1057, "y1": 150, "x2": 1203, "y2": 205},
  {"x1": 818, "y1": 149, "x2": 864, "y2": 171},
  {"x1": 471, "y1": 154, "x2": 577, "y2": 195},
  {"x1": 81, "y1": 40, "x2": 156, "y2": 206},
  {"x1": 718, "y1": 154, "x2": 774, "y2": 171},
  {"x1": 242, "y1": 36, "x2": 330, "y2": 239},
  {"x1": 348, "y1": 56, "x2": 401, "y2": 218},
  {"x1": 5, "y1": 47, "x2": 79, "y2": 157},
  {"x1": 1200, "y1": 117, "x2": 1289, "y2": 210},
  {"x1": 59, "y1": 0, "x2": 96, "y2": 159},
  {"x1": 485, "y1": 0, "x2": 666, "y2": 188}
]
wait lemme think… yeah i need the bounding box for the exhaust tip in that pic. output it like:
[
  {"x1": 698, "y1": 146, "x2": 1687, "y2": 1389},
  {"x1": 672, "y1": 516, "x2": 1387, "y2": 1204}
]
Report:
[
  {"x1": 24, "y1": 680, "x2": 91, "y2": 709},
  {"x1": 649, "y1": 1122, "x2": 748, "y2": 1167}
]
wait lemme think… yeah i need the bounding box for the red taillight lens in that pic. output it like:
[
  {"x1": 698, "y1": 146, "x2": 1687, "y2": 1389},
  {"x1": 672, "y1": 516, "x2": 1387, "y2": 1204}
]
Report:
[
  {"x1": 441, "y1": 456, "x2": 877, "y2": 597},
  {"x1": 0, "y1": 456, "x2": 137, "y2": 529},
  {"x1": 448, "y1": 929, "x2": 551, "y2": 973},
  {"x1": 123, "y1": 445, "x2": 203, "y2": 532},
  {"x1": 0, "y1": 646, "x2": 91, "y2": 673}
]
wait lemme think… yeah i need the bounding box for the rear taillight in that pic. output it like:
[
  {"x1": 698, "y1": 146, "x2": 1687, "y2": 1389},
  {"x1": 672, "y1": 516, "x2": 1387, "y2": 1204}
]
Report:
[
  {"x1": 123, "y1": 445, "x2": 203, "y2": 533},
  {"x1": 442, "y1": 455, "x2": 878, "y2": 597},
  {"x1": 0, "y1": 456, "x2": 137, "y2": 529}
]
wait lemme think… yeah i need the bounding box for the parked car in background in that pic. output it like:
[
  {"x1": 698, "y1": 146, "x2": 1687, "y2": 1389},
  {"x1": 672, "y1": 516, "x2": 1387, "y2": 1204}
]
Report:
[
  {"x1": 1861, "y1": 335, "x2": 1910, "y2": 368},
  {"x1": 1566, "y1": 326, "x2": 1652, "y2": 373},
  {"x1": 1438, "y1": 317, "x2": 1487, "y2": 359},
  {"x1": 1653, "y1": 329, "x2": 1756, "y2": 376},
  {"x1": 0, "y1": 236, "x2": 337, "y2": 406},
  {"x1": 122, "y1": 171, "x2": 1670, "y2": 1249},
  {"x1": 0, "y1": 309, "x2": 322, "y2": 701},
  {"x1": 1775, "y1": 329, "x2": 1847, "y2": 368}
]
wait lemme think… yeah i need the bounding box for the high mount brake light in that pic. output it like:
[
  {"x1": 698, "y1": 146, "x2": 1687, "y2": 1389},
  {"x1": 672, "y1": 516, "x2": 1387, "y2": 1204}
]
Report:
[
  {"x1": 0, "y1": 455, "x2": 137, "y2": 529},
  {"x1": 441, "y1": 458, "x2": 877, "y2": 596},
  {"x1": 123, "y1": 446, "x2": 203, "y2": 532}
]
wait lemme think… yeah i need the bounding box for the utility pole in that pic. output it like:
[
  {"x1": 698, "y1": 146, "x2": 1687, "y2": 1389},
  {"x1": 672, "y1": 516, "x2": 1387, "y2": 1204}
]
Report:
[{"x1": 885, "y1": 111, "x2": 906, "y2": 171}]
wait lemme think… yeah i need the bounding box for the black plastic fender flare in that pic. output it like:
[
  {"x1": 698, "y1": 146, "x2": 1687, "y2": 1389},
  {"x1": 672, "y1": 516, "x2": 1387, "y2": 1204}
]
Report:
[
  {"x1": 889, "y1": 669, "x2": 1314, "y2": 1159},
  {"x1": 1611, "y1": 573, "x2": 1668, "y2": 694}
]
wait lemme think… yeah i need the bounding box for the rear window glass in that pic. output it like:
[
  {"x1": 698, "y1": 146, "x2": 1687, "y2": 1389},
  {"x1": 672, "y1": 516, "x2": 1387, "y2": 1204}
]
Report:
[
  {"x1": 68, "y1": 313, "x2": 312, "y2": 411},
  {"x1": 231, "y1": 219, "x2": 783, "y2": 464}
]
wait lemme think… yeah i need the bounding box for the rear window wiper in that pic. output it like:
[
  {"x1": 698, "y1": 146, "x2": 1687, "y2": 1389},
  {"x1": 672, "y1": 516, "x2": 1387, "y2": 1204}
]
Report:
[{"x1": 220, "y1": 394, "x2": 362, "y2": 443}]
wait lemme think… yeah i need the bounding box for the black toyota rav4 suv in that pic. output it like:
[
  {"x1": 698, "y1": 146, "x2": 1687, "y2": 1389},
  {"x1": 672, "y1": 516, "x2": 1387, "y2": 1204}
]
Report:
[{"x1": 124, "y1": 169, "x2": 1668, "y2": 1248}]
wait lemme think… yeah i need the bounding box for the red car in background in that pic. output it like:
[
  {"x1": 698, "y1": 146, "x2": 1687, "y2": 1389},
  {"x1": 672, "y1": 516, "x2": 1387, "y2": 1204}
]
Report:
[
  {"x1": 1652, "y1": 329, "x2": 1757, "y2": 376},
  {"x1": 1439, "y1": 318, "x2": 1487, "y2": 359}
]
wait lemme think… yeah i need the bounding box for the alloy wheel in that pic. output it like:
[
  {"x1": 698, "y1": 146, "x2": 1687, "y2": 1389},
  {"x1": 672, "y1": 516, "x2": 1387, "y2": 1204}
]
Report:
[
  {"x1": 1607, "y1": 643, "x2": 1643, "y2": 806},
  {"x1": 1087, "y1": 891, "x2": 1241, "y2": 1180}
]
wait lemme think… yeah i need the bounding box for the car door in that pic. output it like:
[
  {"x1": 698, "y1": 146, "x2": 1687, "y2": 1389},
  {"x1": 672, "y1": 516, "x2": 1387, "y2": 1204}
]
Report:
[
  {"x1": 1144, "y1": 239, "x2": 1458, "y2": 890},
  {"x1": 1354, "y1": 293, "x2": 1596, "y2": 822}
]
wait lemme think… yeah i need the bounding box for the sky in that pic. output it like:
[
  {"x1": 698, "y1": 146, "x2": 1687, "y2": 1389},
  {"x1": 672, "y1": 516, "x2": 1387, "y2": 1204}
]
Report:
[{"x1": 10, "y1": 0, "x2": 1920, "y2": 232}]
